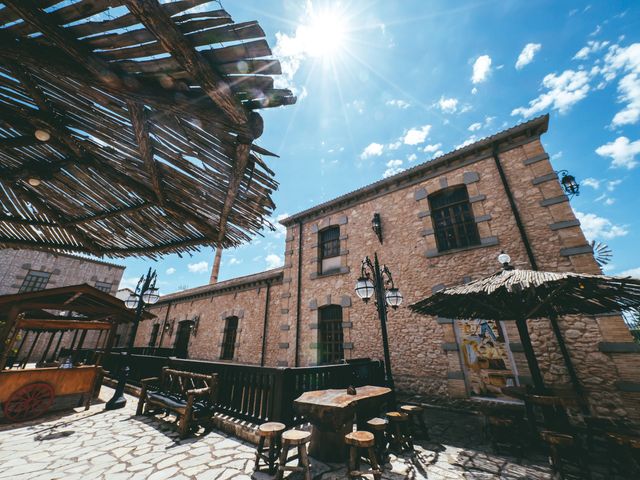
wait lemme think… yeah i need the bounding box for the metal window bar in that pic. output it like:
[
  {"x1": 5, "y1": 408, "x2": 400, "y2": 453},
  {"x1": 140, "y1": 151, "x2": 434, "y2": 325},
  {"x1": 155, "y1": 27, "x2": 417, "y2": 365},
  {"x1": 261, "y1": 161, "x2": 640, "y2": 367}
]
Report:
[
  {"x1": 18, "y1": 270, "x2": 52, "y2": 293},
  {"x1": 430, "y1": 187, "x2": 480, "y2": 252},
  {"x1": 319, "y1": 306, "x2": 344, "y2": 365},
  {"x1": 320, "y1": 227, "x2": 340, "y2": 259},
  {"x1": 221, "y1": 316, "x2": 238, "y2": 360}
]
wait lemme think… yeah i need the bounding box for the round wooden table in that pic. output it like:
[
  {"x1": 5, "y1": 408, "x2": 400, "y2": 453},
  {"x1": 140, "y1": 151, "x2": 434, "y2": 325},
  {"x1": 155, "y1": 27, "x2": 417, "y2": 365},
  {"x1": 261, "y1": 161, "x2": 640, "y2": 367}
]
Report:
[{"x1": 293, "y1": 386, "x2": 391, "y2": 462}]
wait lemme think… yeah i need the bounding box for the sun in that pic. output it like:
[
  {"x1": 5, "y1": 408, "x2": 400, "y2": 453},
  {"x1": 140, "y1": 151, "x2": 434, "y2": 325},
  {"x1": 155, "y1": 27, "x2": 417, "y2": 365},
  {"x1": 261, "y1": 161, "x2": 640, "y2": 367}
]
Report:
[{"x1": 300, "y1": 7, "x2": 348, "y2": 58}]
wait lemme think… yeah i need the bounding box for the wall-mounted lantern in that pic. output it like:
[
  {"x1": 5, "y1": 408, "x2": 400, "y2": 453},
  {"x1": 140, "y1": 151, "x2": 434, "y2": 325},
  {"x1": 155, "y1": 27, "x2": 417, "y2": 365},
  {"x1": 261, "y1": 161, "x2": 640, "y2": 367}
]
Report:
[
  {"x1": 371, "y1": 213, "x2": 383, "y2": 244},
  {"x1": 192, "y1": 315, "x2": 200, "y2": 336},
  {"x1": 557, "y1": 170, "x2": 580, "y2": 197}
]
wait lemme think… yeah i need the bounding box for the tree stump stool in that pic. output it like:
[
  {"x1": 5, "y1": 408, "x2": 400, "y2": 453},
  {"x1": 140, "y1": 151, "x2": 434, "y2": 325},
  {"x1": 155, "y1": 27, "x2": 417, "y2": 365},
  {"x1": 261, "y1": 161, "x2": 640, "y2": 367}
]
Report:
[
  {"x1": 366, "y1": 417, "x2": 389, "y2": 466},
  {"x1": 254, "y1": 421, "x2": 286, "y2": 474},
  {"x1": 275, "y1": 429, "x2": 312, "y2": 480},
  {"x1": 540, "y1": 430, "x2": 591, "y2": 480},
  {"x1": 345, "y1": 431, "x2": 382, "y2": 480},
  {"x1": 400, "y1": 404, "x2": 430, "y2": 440},
  {"x1": 386, "y1": 411, "x2": 413, "y2": 452}
]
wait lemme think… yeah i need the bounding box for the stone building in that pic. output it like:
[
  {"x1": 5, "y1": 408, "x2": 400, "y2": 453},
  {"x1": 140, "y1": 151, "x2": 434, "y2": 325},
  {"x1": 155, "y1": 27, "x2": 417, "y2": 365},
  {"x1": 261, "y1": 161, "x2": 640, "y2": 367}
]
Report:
[
  {"x1": 0, "y1": 249, "x2": 124, "y2": 296},
  {"x1": 136, "y1": 115, "x2": 640, "y2": 420}
]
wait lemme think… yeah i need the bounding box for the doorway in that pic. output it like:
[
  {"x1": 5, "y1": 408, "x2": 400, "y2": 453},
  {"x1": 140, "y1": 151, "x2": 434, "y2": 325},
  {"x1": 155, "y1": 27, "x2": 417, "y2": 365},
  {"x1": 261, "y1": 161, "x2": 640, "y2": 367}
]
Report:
[{"x1": 174, "y1": 320, "x2": 194, "y2": 358}]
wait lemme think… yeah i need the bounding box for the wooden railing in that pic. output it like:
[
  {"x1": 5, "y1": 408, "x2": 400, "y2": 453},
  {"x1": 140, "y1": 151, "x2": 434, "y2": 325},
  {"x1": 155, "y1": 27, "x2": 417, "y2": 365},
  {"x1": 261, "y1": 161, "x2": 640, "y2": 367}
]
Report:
[{"x1": 97, "y1": 352, "x2": 385, "y2": 426}]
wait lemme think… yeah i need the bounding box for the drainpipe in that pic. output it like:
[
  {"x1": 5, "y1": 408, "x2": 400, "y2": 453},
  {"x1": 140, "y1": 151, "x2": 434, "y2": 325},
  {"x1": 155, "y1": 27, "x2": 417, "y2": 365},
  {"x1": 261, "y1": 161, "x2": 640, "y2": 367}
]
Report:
[
  {"x1": 158, "y1": 302, "x2": 172, "y2": 348},
  {"x1": 260, "y1": 281, "x2": 271, "y2": 367},
  {"x1": 295, "y1": 221, "x2": 303, "y2": 367},
  {"x1": 492, "y1": 144, "x2": 538, "y2": 270}
]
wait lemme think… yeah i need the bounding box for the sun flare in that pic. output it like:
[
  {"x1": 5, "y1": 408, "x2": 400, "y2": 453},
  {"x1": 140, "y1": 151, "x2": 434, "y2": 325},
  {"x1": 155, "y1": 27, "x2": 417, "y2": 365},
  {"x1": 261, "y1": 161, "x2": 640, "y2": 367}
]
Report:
[{"x1": 300, "y1": 8, "x2": 348, "y2": 58}]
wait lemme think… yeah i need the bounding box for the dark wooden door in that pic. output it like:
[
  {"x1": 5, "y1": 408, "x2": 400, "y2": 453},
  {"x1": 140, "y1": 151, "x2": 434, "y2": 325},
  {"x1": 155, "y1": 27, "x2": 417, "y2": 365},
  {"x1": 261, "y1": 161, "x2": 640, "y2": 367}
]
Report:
[{"x1": 174, "y1": 320, "x2": 193, "y2": 358}]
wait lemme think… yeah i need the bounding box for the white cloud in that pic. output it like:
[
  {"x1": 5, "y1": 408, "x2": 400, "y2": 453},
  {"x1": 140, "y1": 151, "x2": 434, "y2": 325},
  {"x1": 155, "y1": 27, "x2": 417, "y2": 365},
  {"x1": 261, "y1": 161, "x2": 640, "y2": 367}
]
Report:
[
  {"x1": 386, "y1": 99, "x2": 410, "y2": 109},
  {"x1": 360, "y1": 142, "x2": 384, "y2": 159},
  {"x1": 472, "y1": 55, "x2": 492, "y2": 84},
  {"x1": 187, "y1": 261, "x2": 209, "y2": 273},
  {"x1": 582, "y1": 177, "x2": 601, "y2": 189},
  {"x1": 119, "y1": 276, "x2": 141, "y2": 290},
  {"x1": 573, "y1": 40, "x2": 610, "y2": 60},
  {"x1": 511, "y1": 69, "x2": 590, "y2": 117},
  {"x1": 595, "y1": 136, "x2": 640, "y2": 169},
  {"x1": 265, "y1": 254, "x2": 283, "y2": 269},
  {"x1": 607, "y1": 179, "x2": 622, "y2": 191},
  {"x1": 575, "y1": 211, "x2": 628, "y2": 241},
  {"x1": 403, "y1": 125, "x2": 431, "y2": 145},
  {"x1": 468, "y1": 122, "x2": 482, "y2": 132},
  {"x1": 423, "y1": 143, "x2": 442, "y2": 153},
  {"x1": 269, "y1": 213, "x2": 289, "y2": 238},
  {"x1": 165, "y1": 267, "x2": 176, "y2": 275},
  {"x1": 407, "y1": 153, "x2": 417, "y2": 162},
  {"x1": 516, "y1": 43, "x2": 542, "y2": 70},
  {"x1": 471, "y1": 87, "x2": 478, "y2": 95},
  {"x1": 387, "y1": 140, "x2": 402, "y2": 150},
  {"x1": 437, "y1": 96, "x2": 458, "y2": 113},
  {"x1": 456, "y1": 135, "x2": 478, "y2": 149},
  {"x1": 618, "y1": 267, "x2": 640, "y2": 278},
  {"x1": 383, "y1": 159, "x2": 404, "y2": 178},
  {"x1": 601, "y1": 43, "x2": 640, "y2": 126},
  {"x1": 228, "y1": 257, "x2": 242, "y2": 266}
]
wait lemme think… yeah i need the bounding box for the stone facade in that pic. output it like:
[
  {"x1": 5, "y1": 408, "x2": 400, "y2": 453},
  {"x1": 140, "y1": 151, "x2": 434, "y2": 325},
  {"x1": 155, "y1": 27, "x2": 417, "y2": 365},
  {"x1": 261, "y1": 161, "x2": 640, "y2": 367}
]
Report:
[
  {"x1": 0, "y1": 249, "x2": 124, "y2": 296},
  {"x1": 138, "y1": 116, "x2": 640, "y2": 421}
]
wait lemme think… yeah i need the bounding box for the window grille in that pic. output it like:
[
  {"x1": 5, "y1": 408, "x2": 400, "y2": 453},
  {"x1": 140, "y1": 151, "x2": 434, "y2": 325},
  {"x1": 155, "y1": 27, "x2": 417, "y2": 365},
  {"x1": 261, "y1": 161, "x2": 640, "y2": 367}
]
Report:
[
  {"x1": 221, "y1": 316, "x2": 238, "y2": 360},
  {"x1": 94, "y1": 281, "x2": 112, "y2": 293},
  {"x1": 318, "y1": 305, "x2": 344, "y2": 365},
  {"x1": 429, "y1": 186, "x2": 480, "y2": 252},
  {"x1": 19, "y1": 270, "x2": 51, "y2": 293},
  {"x1": 319, "y1": 226, "x2": 341, "y2": 274}
]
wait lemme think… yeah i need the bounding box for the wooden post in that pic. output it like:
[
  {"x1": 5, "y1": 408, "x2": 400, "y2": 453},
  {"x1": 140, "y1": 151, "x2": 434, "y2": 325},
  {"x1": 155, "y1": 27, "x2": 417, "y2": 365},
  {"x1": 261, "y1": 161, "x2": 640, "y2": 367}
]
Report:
[{"x1": 516, "y1": 318, "x2": 545, "y2": 392}]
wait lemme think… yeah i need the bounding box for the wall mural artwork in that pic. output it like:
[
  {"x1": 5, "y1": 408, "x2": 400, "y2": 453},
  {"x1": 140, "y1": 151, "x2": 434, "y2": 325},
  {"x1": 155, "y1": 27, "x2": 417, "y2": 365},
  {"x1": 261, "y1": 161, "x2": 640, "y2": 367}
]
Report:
[{"x1": 457, "y1": 319, "x2": 516, "y2": 399}]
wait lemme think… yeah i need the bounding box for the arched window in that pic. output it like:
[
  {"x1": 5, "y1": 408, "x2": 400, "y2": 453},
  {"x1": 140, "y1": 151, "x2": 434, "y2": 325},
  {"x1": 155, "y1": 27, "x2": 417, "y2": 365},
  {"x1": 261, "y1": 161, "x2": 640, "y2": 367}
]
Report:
[
  {"x1": 221, "y1": 316, "x2": 238, "y2": 360},
  {"x1": 429, "y1": 186, "x2": 480, "y2": 252},
  {"x1": 318, "y1": 305, "x2": 344, "y2": 365}
]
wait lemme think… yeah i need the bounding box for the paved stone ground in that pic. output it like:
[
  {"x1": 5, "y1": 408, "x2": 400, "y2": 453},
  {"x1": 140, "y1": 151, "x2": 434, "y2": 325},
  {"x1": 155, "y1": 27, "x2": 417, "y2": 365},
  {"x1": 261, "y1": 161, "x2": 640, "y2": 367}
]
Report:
[{"x1": 0, "y1": 386, "x2": 553, "y2": 480}]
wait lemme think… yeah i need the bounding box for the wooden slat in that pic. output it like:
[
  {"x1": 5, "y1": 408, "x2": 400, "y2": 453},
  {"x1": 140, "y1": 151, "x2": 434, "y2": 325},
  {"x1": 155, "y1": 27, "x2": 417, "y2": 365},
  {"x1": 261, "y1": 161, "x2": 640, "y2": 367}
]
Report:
[{"x1": 17, "y1": 318, "x2": 112, "y2": 331}]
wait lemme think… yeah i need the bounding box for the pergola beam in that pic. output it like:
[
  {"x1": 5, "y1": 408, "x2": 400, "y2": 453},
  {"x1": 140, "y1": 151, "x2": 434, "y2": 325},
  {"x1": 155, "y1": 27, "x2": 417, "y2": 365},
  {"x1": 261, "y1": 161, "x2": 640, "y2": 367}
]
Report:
[
  {"x1": 127, "y1": 101, "x2": 165, "y2": 207},
  {"x1": 123, "y1": 0, "x2": 250, "y2": 128},
  {"x1": 65, "y1": 202, "x2": 152, "y2": 226}
]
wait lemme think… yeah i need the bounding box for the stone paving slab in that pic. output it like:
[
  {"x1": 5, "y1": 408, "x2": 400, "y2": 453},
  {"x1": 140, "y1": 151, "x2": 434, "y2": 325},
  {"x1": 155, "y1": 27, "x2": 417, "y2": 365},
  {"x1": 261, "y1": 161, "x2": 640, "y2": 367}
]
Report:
[{"x1": 0, "y1": 386, "x2": 553, "y2": 479}]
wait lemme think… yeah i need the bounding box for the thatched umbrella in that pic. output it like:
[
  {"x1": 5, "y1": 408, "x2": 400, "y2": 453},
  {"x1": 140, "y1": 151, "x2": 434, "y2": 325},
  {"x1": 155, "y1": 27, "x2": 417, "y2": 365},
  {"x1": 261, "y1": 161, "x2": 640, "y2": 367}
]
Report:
[{"x1": 409, "y1": 262, "x2": 640, "y2": 395}]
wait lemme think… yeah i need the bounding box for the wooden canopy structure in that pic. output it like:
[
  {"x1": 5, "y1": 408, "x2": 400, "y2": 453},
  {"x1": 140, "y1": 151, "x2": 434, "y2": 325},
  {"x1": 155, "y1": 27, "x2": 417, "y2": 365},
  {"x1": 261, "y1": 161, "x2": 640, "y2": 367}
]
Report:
[{"x1": 0, "y1": 0, "x2": 296, "y2": 258}]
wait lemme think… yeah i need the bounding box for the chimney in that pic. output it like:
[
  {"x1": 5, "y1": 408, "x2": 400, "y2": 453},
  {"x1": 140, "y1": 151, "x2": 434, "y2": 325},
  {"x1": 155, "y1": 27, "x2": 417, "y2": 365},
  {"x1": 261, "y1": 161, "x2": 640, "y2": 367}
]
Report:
[{"x1": 209, "y1": 246, "x2": 222, "y2": 284}]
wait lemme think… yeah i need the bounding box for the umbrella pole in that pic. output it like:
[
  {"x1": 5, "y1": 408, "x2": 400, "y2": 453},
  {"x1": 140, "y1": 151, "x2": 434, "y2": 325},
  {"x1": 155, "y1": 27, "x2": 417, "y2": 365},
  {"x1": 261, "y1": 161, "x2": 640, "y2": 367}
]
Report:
[
  {"x1": 548, "y1": 313, "x2": 589, "y2": 413},
  {"x1": 516, "y1": 317, "x2": 545, "y2": 392}
]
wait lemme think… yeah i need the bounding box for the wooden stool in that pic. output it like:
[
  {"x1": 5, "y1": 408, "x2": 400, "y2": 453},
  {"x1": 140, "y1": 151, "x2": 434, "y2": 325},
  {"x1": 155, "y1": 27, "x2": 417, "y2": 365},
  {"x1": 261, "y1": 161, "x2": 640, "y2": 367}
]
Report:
[
  {"x1": 275, "y1": 429, "x2": 312, "y2": 480},
  {"x1": 540, "y1": 430, "x2": 591, "y2": 480},
  {"x1": 345, "y1": 431, "x2": 382, "y2": 480},
  {"x1": 400, "y1": 404, "x2": 430, "y2": 440},
  {"x1": 606, "y1": 432, "x2": 640, "y2": 477},
  {"x1": 254, "y1": 421, "x2": 285, "y2": 474},
  {"x1": 386, "y1": 411, "x2": 413, "y2": 452},
  {"x1": 366, "y1": 417, "x2": 388, "y2": 466}
]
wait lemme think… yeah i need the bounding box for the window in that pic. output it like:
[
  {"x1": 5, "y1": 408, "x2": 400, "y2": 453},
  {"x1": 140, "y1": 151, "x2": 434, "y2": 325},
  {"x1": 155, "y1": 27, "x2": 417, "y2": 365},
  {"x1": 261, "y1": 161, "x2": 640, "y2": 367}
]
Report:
[
  {"x1": 19, "y1": 270, "x2": 51, "y2": 293},
  {"x1": 149, "y1": 324, "x2": 160, "y2": 347},
  {"x1": 220, "y1": 316, "x2": 238, "y2": 360},
  {"x1": 95, "y1": 281, "x2": 112, "y2": 293},
  {"x1": 429, "y1": 186, "x2": 480, "y2": 252},
  {"x1": 319, "y1": 226, "x2": 341, "y2": 274},
  {"x1": 318, "y1": 305, "x2": 344, "y2": 365}
]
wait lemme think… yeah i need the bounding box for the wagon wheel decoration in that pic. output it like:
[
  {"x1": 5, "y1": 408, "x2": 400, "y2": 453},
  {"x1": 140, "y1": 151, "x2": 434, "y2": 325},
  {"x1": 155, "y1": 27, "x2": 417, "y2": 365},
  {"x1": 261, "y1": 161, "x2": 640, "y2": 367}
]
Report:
[{"x1": 3, "y1": 382, "x2": 55, "y2": 422}]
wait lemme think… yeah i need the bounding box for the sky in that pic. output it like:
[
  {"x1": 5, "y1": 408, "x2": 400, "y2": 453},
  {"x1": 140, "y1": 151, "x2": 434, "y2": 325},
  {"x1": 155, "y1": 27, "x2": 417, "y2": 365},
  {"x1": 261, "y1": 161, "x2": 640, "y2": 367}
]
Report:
[{"x1": 118, "y1": 0, "x2": 640, "y2": 294}]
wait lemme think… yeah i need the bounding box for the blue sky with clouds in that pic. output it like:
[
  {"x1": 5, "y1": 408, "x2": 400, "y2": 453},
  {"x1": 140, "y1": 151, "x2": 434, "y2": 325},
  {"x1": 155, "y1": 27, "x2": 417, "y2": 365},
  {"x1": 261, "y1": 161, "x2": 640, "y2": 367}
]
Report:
[{"x1": 118, "y1": 0, "x2": 640, "y2": 293}]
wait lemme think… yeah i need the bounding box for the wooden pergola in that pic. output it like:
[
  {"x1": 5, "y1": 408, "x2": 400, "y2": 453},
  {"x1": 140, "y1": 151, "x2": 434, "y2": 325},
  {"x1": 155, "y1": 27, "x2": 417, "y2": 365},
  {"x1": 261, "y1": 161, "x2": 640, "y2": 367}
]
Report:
[{"x1": 0, "y1": 0, "x2": 296, "y2": 258}]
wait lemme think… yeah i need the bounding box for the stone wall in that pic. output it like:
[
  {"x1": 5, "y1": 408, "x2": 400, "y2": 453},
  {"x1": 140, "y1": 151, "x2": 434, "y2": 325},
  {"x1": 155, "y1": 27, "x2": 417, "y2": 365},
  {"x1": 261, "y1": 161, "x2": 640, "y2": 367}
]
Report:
[{"x1": 0, "y1": 249, "x2": 124, "y2": 295}]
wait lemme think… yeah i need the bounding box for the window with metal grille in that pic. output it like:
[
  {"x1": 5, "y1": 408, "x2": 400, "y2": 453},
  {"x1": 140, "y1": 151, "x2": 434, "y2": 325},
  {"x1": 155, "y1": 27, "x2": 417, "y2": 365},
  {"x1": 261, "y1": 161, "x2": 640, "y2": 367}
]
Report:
[
  {"x1": 319, "y1": 226, "x2": 340, "y2": 274},
  {"x1": 94, "y1": 281, "x2": 112, "y2": 293},
  {"x1": 220, "y1": 316, "x2": 238, "y2": 360},
  {"x1": 19, "y1": 270, "x2": 51, "y2": 293},
  {"x1": 318, "y1": 305, "x2": 344, "y2": 365},
  {"x1": 429, "y1": 186, "x2": 480, "y2": 252},
  {"x1": 149, "y1": 324, "x2": 160, "y2": 347}
]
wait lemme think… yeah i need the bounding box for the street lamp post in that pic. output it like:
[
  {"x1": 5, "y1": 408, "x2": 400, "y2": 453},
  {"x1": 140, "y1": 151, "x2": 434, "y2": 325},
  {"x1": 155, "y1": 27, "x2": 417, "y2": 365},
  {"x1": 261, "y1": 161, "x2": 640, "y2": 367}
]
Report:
[
  {"x1": 105, "y1": 268, "x2": 159, "y2": 410},
  {"x1": 354, "y1": 253, "x2": 403, "y2": 399}
]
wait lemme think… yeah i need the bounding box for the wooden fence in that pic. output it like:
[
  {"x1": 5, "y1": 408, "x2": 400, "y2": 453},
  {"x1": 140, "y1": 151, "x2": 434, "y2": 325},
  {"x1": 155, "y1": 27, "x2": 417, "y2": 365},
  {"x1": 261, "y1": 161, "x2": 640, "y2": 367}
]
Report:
[{"x1": 98, "y1": 353, "x2": 385, "y2": 426}]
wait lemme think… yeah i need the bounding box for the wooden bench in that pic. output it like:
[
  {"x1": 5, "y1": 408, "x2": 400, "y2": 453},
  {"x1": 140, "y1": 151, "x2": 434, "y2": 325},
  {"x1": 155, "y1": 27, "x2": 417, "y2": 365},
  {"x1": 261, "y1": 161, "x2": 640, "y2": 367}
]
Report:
[{"x1": 136, "y1": 367, "x2": 218, "y2": 438}]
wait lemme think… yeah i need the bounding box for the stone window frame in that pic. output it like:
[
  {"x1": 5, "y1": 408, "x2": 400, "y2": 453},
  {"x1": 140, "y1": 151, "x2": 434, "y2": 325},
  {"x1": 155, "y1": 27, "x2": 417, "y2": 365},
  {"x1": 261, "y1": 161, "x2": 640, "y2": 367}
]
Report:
[
  {"x1": 428, "y1": 185, "x2": 481, "y2": 253},
  {"x1": 309, "y1": 215, "x2": 349, "y2": 279},
  {"x1": 18, "y1": 269, "x2": 52, "y2": 293},
  {"x1": 318, "y1": 225, "x2": 341, "y2": 275},
  {"x1": 417, "y1": 176, "x2": 499, "y2": 259},
  {"x1": 308, "y1": 295, "x2": 353, "y2": 366}
]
